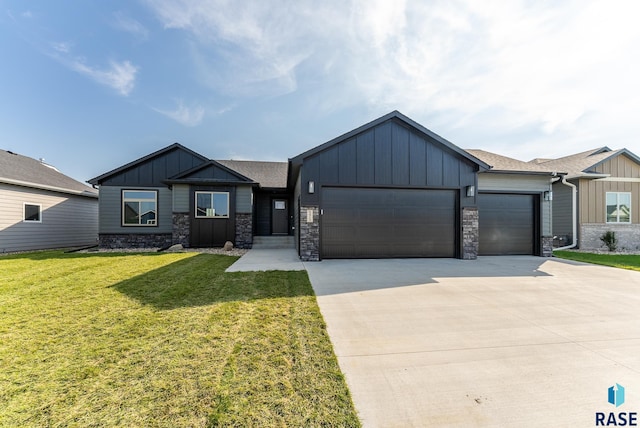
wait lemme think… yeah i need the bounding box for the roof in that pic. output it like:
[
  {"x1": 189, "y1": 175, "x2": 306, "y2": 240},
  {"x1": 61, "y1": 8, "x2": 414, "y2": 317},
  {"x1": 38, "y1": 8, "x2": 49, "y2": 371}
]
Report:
[
  {"x1": 528, "y1": 147, "x2": 640, "y2": 178},
  {"x1": 288, "y1": 110, "x2": 490, "y2": 187},
  {"x1": 0, "y1": 149, "x2": 98, "y2": 197},
  {"x1": 466, "y1": 149, "x2": 560, "y2": 175},
  {"x1": 216, "y1": 160, "x2": 288, "y2": 189},
  {"x1": 88, "y1": 143, "x2": 209, "y2": 185}
]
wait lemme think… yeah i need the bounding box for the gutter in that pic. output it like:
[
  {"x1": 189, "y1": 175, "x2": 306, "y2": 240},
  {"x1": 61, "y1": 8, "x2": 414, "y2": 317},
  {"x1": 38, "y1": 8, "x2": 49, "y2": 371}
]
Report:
[
  {"x1": 0, "y1": 177, "x2": 99, "y2": 198},
  {"x1": 553, "y1": 174, "x2": 578, "y2": 251}
]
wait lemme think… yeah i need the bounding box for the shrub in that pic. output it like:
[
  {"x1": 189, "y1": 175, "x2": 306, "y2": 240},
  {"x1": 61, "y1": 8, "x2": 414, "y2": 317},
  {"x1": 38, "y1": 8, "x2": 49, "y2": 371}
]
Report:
[{"x1": 600, "y1": 231, "x2": 617, "y2": 252}]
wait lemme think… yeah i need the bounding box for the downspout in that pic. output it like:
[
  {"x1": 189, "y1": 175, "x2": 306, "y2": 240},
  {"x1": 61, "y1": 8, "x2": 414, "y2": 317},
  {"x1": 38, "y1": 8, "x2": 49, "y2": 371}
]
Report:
[{"x1": 553, "y1": 174, "x2": 578, "y2": 251}]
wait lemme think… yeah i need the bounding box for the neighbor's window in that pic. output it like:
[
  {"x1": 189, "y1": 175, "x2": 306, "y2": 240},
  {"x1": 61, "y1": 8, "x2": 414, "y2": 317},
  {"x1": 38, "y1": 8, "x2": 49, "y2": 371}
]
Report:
[
  {"x1": 24, "y1": 203, "x2": 41, "y2": 222},
  {"x1": 195, "y1": 192, "x2": 229, "y2": 218},
  {"x1": 122, "y1": 190, "x2": 157, "y2": 226},
  {"x1": 606, "y1": 192, "x2": 631, "y2": 223}
]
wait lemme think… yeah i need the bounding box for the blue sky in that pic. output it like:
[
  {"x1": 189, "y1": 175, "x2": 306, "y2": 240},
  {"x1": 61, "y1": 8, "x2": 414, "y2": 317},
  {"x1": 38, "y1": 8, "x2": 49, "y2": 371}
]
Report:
[{"x1": 2, "y1": 0, "x2": 640, "y2": 183}]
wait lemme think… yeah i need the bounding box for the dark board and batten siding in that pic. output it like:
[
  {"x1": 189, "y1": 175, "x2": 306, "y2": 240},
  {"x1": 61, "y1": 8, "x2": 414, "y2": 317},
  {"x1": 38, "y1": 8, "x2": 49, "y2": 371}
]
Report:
[
  {"x1": 101, "y1": 149, "x2": 206, "y2": 187},
  {"x1": 300, "y1": 120, "x2": 477, "y2": 206}
]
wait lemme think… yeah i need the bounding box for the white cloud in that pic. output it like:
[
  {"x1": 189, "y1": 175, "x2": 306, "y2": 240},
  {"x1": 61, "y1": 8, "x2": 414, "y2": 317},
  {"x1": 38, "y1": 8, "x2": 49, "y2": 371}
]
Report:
[
  {"x1": 112, "y1": 11, "x2": 149, "y2": 40},
  {"x1": 143, "y1": 0, "x2": 640, "y2": 157},
  {"x1": 153, "y1": 100, "x2": 205, "y2": 126},
  {"x1": 69, "y1": 59, "x2": 138, "y2": 96},
  {"x1": 50, "y1": 41, "x2": 73, "y2": 54}
]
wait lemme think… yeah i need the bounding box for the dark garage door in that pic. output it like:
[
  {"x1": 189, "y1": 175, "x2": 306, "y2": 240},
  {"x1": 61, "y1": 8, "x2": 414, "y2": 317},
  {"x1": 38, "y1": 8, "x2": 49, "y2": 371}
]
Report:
[
  {"x1": 479, "y1": 193, "x2": 536, "y2": 255},
  {"x1": 321, "y1": 187, "x2": 457, "y2": 258}
]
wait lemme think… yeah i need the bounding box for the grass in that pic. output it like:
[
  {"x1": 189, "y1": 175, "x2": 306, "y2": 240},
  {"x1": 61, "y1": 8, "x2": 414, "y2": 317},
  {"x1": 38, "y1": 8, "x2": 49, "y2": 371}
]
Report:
[
  {"x1": 554, "y1": 250, "x2": 640, "y2": 271},
  {"x1": 0, "y1": 251, "x2": 360, "y2": 427}
]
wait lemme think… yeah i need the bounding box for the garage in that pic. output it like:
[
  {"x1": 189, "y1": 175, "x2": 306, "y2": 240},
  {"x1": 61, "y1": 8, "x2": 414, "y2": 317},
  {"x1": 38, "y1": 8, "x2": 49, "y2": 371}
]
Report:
[
  {"x1": 478, "y1": 193, "x2": 537, "y2": 255},
  {"x1": 321, "y1": 187, "x2": 457, "y2": 258}
]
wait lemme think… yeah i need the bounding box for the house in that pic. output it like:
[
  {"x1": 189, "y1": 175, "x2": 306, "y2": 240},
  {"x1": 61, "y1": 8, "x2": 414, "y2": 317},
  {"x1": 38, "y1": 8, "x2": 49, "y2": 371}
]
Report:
[
  {"x1": 531, "y1": 147, "x2": 640, "y2": 251},
  {"x1": 88, "y1": 111, "x2": 562, "y2": 260},
  {"x1": 466, "y1": 150, "x2": 558, "y2": 256},
  {"x1": 0, "y1": 149, "x2": 98, "y2": 253}
]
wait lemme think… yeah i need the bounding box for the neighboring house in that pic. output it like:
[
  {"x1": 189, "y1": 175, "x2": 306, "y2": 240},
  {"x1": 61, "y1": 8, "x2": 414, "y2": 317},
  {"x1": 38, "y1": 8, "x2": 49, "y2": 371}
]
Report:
[
  {"x1": 0, "y1": 149, "x2": 98, "y2": 253},
  {"x1": 88, "y1": 111, "x2": 569, "y2": 260},
  {"x1": 531, "y1": 147, "x2": 640, "y2": 251},
  {"x1": 466, "y1": 150, "x2": 559, "y2": 256}
]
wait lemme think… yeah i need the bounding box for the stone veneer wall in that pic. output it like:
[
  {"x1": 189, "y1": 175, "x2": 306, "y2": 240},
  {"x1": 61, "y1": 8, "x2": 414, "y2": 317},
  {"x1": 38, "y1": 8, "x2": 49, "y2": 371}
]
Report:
[
  {"x1": 172, "y1": 213, "x2": 190, "y2": 247},
  {"x1": 580, "y1": 223, "x2": 640, "y2": 251},
  {"x1": 462, "y1": 207, "x2": 478, "y2": 260},
  {"x1": 99, "y1": 233, "x2": 172, "y2": 249},
  {"x1": 235, "y1": 213, "x2": 253, "y2": 249},
  {"x1": 541, "y1": 236, "x2": 553, "y2": 257},
  {"x1": 299, "y1": 206, "x2": 319, "y2": 261}
]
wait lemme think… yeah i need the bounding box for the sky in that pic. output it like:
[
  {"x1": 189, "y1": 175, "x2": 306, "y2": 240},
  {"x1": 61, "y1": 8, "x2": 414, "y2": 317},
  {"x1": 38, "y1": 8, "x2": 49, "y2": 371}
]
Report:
[{"x1": 2, "y1": 0, "x2": 640, "y2": 184}]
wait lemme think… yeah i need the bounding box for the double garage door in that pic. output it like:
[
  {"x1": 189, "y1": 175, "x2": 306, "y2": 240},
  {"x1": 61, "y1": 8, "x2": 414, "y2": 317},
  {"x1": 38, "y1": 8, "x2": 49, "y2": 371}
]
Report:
[
  {"x1": 320, "y1": 188, "x2": 537, "y2": 259},
  {"x1": 321, "y1": 187, "x2": 456, "y2": 258}
]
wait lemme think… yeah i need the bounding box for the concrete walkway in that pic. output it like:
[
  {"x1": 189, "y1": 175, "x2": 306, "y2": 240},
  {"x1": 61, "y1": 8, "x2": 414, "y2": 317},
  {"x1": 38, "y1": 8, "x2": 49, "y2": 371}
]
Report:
[
  {"x1": 305, "y1": 256, "x2": 640, "y2": 427},
  {"x1": 225, "y1": 248, "x2": 306, "y2": 272}
]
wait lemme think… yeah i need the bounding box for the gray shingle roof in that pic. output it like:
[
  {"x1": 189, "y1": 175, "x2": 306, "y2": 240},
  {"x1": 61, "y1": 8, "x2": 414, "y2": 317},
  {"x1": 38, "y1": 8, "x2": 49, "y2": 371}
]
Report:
[
  {"x1": 465, "y1": 149, "x2": 558, "y2": 174},
  {"x1": 0, "y1": 149, "x2": 97, "y2": 197},
  {"x1": 527, "y1": 147, "x2": 623, "y2": 177},
  {"x1": 216, "y1": 160, "x2": 288, "y2": 189}
]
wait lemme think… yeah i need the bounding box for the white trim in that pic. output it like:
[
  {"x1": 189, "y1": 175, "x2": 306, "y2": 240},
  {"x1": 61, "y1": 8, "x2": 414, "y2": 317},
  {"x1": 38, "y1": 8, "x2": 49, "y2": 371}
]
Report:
[
  {"x1": 122, "y1": 189, "x2": 158, "y2": 227},
  {"x1": 195, "y1": 191, "x2": 230, "y2": 218},
  {"x1": 594, "y1": 177, "x2": 640, "y2": 182},
  {"x1": 0, "y1": 177, "x2": 98, "y2": 198},
  {"x1": 605, "y1": 191, "x2": 631, "y2": 224},
  {"x1": 23, "y1": 202, "x2": 42, "y2": 223}
]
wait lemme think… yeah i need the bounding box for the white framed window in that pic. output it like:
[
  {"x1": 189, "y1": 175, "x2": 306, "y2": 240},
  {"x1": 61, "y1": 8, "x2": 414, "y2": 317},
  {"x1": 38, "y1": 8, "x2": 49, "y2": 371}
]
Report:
[
  {"x1": 24, "y1": 203, "x2": 42, "y2": 223},
  {"x1": 122, "y1": 190, "x2": 157, "y2": 226},
  {"x1": 195, "y1": 192, "x2": 229, "y2": 218},
  {"x1": 606, "y1": 192, "x2": 631, "y2": 223}
]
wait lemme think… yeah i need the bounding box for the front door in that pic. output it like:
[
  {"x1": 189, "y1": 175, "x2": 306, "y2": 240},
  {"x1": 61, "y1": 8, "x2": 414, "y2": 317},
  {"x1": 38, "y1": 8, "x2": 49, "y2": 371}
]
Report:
[{"x1": 272, "y1": 199, "x2": 288, "y2": 235}]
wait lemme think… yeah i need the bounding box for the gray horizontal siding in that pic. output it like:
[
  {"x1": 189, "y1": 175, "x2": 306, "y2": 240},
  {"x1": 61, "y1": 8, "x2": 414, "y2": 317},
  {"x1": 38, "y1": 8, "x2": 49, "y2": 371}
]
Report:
[
  {"x1": 99, "y1": 186, "x2": 172, "y2": 234},
  {"x1": 236, "y1": 185, "x2": 253, "y2": 214},
  {"x1": 478, "y1": 173, "x2": 553, "y2": 236},
  {"x1": 172, "y1": 184, "x2": 190, "y2": 213},
  {"x1": 0, "y1": 184, "x2": 98, "y2": 252}
]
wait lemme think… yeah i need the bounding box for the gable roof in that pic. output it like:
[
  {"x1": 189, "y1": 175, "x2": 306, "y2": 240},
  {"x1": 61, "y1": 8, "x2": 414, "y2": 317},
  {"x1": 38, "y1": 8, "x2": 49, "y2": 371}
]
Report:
[
  {"x1": 216, "y1": 160, "x2": 288, "y2": 189},
  {"x1": 166, "y1": 160, "x2": 255, "y2": 185},
  {"x1": 466, "y1": 149, "x2": 560, "y2": 175},
  {"x1": 88, "y1": 143, "x2": 209, "y2": 185},
  {"x1": 529, "y1": 147, "x2": 640, "y2": 178},
  {"x1": 0, "y1": 149, "x2": 97, "y2": 197},
  {"x1": 288, "y1": 110, "x2": 490, "y2": 186},
  {"x1": 291, "y1": 110, "x2": 491, "y2": 168}
]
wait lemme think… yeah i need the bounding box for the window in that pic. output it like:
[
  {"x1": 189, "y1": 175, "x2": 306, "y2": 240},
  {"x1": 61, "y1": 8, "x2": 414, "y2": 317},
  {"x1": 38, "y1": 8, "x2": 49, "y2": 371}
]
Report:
[
  {"x1": 24, "y1": 203, "x2": 41, "y2": 222},
  {"x1": 195, "y1": 192, "x2": 229, "y2": 218},
  {"x1": 606, "y1": 192, "x2": 631, "y2": 223},
  {"x1": 122, "y1": 190, "x2": 157, "y2": 226}
]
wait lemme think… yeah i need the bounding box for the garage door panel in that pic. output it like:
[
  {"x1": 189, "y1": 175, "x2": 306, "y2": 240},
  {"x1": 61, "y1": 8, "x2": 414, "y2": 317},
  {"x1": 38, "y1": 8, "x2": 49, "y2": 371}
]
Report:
[
  {"x1": 322, "y1": 187, "x2": 456, "y2": 258},
  {"x1": 479, "y1": 193, "x2": 535, "y2": 255}
]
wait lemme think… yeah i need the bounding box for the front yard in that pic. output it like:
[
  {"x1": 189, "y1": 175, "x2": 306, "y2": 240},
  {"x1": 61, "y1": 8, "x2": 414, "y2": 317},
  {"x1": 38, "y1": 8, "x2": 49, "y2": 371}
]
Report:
[
  {"x1": 0, "y1": 251, "x2": 359, "y2": 427},
  {"x1": 554, "y1": 250, "x2": 640, "y2": 271}
]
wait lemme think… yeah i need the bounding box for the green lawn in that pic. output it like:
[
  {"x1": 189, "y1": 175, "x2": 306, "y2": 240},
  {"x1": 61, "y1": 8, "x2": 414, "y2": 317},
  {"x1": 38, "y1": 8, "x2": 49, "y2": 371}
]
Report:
[
  {"x1": 554, "y1": 250, "x2": 640, "y2": 271},
  {"x1": 0, "y1": 251, "x2": 360, "y2": 427}
]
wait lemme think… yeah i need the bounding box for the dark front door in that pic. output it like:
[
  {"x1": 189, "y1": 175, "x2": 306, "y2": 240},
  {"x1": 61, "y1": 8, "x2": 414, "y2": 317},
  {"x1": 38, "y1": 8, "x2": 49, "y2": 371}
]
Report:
[
  {"x1": 321, "y1": 187, "x2": 457, "y2": 258},
  {"x1": 272, "y1": 199, "x2": 288, "y2": 235}
]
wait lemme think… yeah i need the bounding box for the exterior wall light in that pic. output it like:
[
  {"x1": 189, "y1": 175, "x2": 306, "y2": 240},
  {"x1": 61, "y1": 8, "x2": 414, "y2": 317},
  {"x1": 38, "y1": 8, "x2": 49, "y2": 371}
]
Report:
[
  {"x1": 544, "y1": 191, "x2": 553, "y2": 201},
  {"x1": 466, "y1": 185, "x2": 475, "y2": 197},
  {"x1": 308, "y1": 181, "x2": 315, "y2": 194}
]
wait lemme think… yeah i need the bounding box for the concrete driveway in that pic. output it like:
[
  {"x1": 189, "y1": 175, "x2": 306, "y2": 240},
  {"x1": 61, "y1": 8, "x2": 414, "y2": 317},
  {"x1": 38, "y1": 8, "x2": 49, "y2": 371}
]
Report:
[{"x1": 305, "y1": 256, "x2": 640, "y2": 427}]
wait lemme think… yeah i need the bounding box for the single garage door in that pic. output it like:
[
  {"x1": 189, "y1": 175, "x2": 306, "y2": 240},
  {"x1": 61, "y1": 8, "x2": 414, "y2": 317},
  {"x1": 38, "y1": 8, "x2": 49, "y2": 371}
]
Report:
[
  {"x1": 479, "y1": 193, "x2": 536, "y2": 255},
  {"x1": 321, "y1": 187, "x2": 457, "y2": 258}
]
